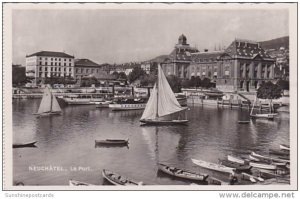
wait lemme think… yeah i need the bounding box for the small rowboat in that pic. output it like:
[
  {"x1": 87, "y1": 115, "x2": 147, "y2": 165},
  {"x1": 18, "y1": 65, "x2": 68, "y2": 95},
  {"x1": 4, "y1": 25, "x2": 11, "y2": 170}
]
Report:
[
  {"x1": 241, "y1": 172, "x2": 264, "y2": 182},
  {"x1": 95, "y1": 139, "x2": 129, "y2": 146},
  {"x1": 13, "y1": 141, "x2": 37, "y2": 148},
  {"x1": 269, "y1": 149, "x2": 290, "y2": 156},
  {"x1": 280, "y1": 144, "x2": 290, "y2": 151},
  {"x1": 249, "y1": 162, "x2": 277, "y2": 170},
  {"x1": 227, "y1": 155, "x2": 245, "y2": 164},
  {"x1": 191, "y1": 158, "x2": 235, "y2": 174},
  {"x1": 102, "y1": 169, "x2": 143, "y2": 186},
  {"x1": 219, "y1": 160, "x2": 252, "y2": 172},
  {"x1": 69, "y1": 179, "x2": 94, "y2": 186},
  {"x1": 249, "y1": 155, "x2": 260, "y2": 162},
  {"x1": 238, "y1": 120, "x2": 250, "y2": 124},
  {"x1": 250, "y1": 113, "x2": 277, "y2": 120},
  {"x1": 158, "y1": 163, "x2": 208, "y2": 181},
  {"x1": 251, "y1": 152, "x2": 290, "y2": 164},
  {"x1": 257, "y1": 169, "x2": 282, "y2": 179}
]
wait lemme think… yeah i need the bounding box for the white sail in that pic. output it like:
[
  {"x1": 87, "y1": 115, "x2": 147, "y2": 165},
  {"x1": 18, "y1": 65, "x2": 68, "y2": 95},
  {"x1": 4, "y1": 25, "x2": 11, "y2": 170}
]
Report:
[
  {"x1": 36, "y1": 86, "x2": 61, "y2": 114},
  {"x1": 141, "y1": 84, "x2": 158, "y2": 120},
  {"x1": 51, "y1": 94, "x2": 62, "y2": 112},
  {"x1": 37, "y1": 87, "x2": 52, "y2": 114},
  {"x1": 141, "y1": 64, "x2": 184, "y2": 120}
]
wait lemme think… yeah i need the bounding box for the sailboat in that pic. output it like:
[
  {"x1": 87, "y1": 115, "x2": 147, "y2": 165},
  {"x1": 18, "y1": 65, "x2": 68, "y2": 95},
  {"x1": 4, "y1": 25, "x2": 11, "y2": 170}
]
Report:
[
  {"x1": 140, "y1": 64, "x2": 188, "y2": 125},
  {"x1": 34, "y1": 86, "x2": 62, "y2": 116},
  {"x1": 250, "y1": 97, "x2": 277, "y2": 120}
]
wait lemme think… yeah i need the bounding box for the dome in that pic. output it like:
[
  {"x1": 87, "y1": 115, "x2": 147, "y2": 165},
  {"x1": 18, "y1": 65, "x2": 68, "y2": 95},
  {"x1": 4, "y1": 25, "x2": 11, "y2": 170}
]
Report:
[{"x1": 178, "y1": 34, "x2": 187, "y2": 45}]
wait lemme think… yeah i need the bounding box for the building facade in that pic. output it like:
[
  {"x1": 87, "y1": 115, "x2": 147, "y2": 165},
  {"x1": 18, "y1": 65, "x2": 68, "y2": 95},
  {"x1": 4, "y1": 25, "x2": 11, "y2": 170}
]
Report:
[
  {"x1": 162, "y1": 35, "x2": 275, "y2": 92},
  {"x1": 162, "y1": 34, "x2": 199, "y2": 78},
  {"x1": 74, "y1": 58, "x2": 107, "y2": 80},
  {"x1": 25, "y1": 51, "x2": 75, "y2": 84}
]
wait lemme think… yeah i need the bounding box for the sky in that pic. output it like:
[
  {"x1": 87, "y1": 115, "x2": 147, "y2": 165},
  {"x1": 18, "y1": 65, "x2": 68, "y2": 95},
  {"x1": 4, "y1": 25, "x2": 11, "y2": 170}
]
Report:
[{"x1": 12, "y1": 8, "x2": 289, "y2": 65}]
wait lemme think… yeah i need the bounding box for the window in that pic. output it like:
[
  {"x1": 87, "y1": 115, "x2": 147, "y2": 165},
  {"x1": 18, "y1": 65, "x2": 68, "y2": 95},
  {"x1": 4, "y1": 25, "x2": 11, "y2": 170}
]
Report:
[
  {"x1": 55, "y1": 58, "x2": 57, "y2": 61},
  {"x1": 55, "y1": 63, "x2": 57, "y2": 66},
  {"x1": 45, "y1": 67, "x2": 48, "y2": 71},
  {"x1": 86, "y1": 69, "x2": 89, "y2": 73},
  {"x1": 45, "y1": 57, "x2": 48, "y2": 60},
  {"x1": 64, "y1": 59, "x2": 66, "y2": 61},
  {"x1": 51, "y1": 62, "x2": 53, "y2": 66},
  {"x1": 69, "y1": 63, "x2": 72, "y2": 66},
  {"x1": 59, "y1": 58, "x2": 61, "y2": 61},
  {"x1": 39, "y1": 62, "x2": 42, "y2": 65},
  {"x1": 51, "y1": 58, "x2": 53, "y2": 61},
  {"x1": 55, "y1": 67, "x2": 57, "y2": 72},
  {"x1": 58, "y1": 63, "x2": 61, "y2": 66},
  {"x1": 39, "y1": 57, "x2": 42, "y2": 60},
  {"x1": 39, "y1": 67, "x2": 42, "y2": 71},
  {"x1": 64, "y1": 68, "x2": 66, "y2": 72},
  {"x1": 51, "y1": 67, "x2": 53, "y2": 72},
  {"x1": 69, "y1": 68, "x2": 71, "y2": 72},
  {"x1": 92, "y1": 69, "x2": 94, "y2": 73},
  {"x1": 64, "y1": 63, "x2": 66, "y2": 66},
  {"x1": 45, "y1": 62, "x2": 48, "y2": 65},
  {"x1": 58, "y1": 68, "x2": 61, "y2": 72},
  {"x1": 76, "y1": 69, "x2": 79, "y2": 73},
  {"x1": 69, "y1": 59, "x2": 72, "y2": 61}
]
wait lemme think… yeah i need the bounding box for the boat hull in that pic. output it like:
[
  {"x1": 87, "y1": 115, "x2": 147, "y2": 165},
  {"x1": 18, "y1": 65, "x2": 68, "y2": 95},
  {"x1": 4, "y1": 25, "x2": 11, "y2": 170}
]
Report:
[
  {"x1": 95, "y1": 139, "x2": 128, "y2": 145},
  {"x1": 69, "y1": 180, "x2": 93, "y2": 186},
  {"x1": 249, "y1": 162, "x2": 277, "y2": 170},
  {"x1": 13, "y1": 141, "x2": 37, "y2": 148},
  {"x1": 140, "y1": 119, "x2": 188, "y2": 125},
  {"x1": 158, "y1": 163, "x2": 208, "y2": 181},
  {"x1": 102, "y1": 169, "x2": 141, "y2": 186},
  {"x1": 191, "y1": 158, "x2": 235, "y2": 174},
  {"x1": 220, "y1": 160, "x2": 252, "y2": 172},
  {"x1": 109, "y1": 103, "x2": 146, "y2": 111},
  {"x1": 227, "y1": 155, "x2": 245, "y2": 164},
  {"x1": 250, "y1": 113, "x2": 276, "y2": 120}
]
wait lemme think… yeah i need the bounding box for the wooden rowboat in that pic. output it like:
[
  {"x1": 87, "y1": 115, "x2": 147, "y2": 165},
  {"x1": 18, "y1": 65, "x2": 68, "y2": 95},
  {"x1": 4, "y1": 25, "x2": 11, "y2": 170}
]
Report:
[
  {"x1": 69, "y1": 179, "x2": 94, "y2": 186},
  {"x1": 249, "y1": 162, "x2": 277, "y2": 170},
  {"x1": 227, "y1": 155, "x2": 246, "y2": 164},
  {"x1": 191, "y1": 158, "x2": 235, "y2": 174},
  {"x1": 257, "y1": 169, "x2": 282, "y2": 179},
  {"x1": 238, "y1": 121, "x2": 250, "y2": 124},
  {"x1": 280, "y1": 144, "x2": 290, "y2": 151},
  {"x1": 102, "y1": 169, "x2": 143, "y2": 186},
  {"x1": 241, "y1": 172, "x2": 264, "y2": 182},
  {"x1": 13, "y1": 141, "x2": 37, "y2": 148},
  {"x1": 269, "y1": 149, "x2": 290, "y2": 157},
  {"x1": 219, "y1": 160, "x2": 252, "y2": 172},
  {"x1": 251, "y1": 152, "x2": 290, "y2": 164},
  {"x1": 95, "y1": 139, "x2": 129, "y2": 145},
  {"x1": 158, "y1": 163, "x2": 208, "y2": 181}
]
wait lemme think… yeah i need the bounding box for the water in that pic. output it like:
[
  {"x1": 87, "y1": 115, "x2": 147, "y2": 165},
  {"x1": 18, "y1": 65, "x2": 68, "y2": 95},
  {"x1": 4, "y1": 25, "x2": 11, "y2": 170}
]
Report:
[{"x1": 13, "y1": 99, "x2": 290, "y2": 186}]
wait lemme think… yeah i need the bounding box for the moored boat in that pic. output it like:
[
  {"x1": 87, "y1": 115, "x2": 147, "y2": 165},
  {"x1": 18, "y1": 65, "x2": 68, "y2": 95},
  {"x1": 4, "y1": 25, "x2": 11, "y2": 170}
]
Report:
[
  {"x1": 63, "y1": 94, "x2": 105, "y2": 105},
  {"x1": 269, "y1": 149, "x2": 290, "y2": 157},
  {"x1": 241, "y1": 172, "x2": 264, "y2": 182},
  {"x1": 95, "y1": 139, "x2": 129, "y2": 145},
  {"x1": 251, "y1": 152, "x2": 290, "y2": 164},
  {"x1": 280, "y1": 144, "x2": 290, "y2": 151},
  {"x1": 69, "y1": 179, "x2": 94, "y2": 186},
  {"x1": 238, "y1": 120, "x2": 251, "y2": 124},
  {"x1": 109, "y1": 98, "x2": 147, "y2": 111},
  {"x1": 219, "y1": 160, "x2": 252, "y2": 172},
  {"x1": 13, "y1": 141, "x2": 37, "y2": 148},
  {"x1": 94, "y1": 100, "x2": 111, "y2": 108},
  {"x1": 227, "y1": 155, "x2": 246, "y2": 164},
  {"x1": 191, "y1": 158, "x2": 235, "y2": 174},
  {"x1": 256, "y1": 169, "x2": 282, "y2": 179},
  {"x1": 158, "y1": 163, "x2": 208, "y2": 181},
  {"x1": 249, "y1": 162, "x2": 277, "y2": 170},
  {"x1": 102, "y1": 169, "x2": 143, "y2": 186}
]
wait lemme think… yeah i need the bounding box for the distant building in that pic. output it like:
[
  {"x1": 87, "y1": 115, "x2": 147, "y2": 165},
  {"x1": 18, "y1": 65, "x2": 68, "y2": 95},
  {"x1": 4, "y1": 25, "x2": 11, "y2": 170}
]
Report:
[
  {"x1": 25, "y1": 51, "x2": 75, "y2": 84},
  {"x1": 161, "y1": 35, "x2": 276, "y2": 92},
  {"x1": 74, "y1": 58, "x2": 107, "y2": 80},
  {"x1": 162, "y1": 34, "x2": 199, "y2": 78}
]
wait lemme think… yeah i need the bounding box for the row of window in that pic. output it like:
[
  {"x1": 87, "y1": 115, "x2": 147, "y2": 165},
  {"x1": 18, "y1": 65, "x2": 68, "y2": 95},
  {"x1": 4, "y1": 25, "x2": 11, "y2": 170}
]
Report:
[
  {"x1": 39, "y1": 67, "x2": 72, "y2": 72},
  {"x1": 39, "y1": 62, "x2": 72, "y2": 66},
  {"x1": 39, "y1": 57, "x2": 72, "y2": 62},
  {"x1": 38, "y1": 72, "x2": 72, "y2": 77},
  {"x1": 75, "y1": 68, "x2": 101, "y2": 73}
]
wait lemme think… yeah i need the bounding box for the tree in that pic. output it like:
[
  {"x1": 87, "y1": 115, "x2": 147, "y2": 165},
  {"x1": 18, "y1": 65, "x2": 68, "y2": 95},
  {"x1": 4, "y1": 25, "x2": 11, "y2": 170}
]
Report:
[
  {"x1": 80, "y1": 76, "x2": 100, "y2": 87},
  {"x1": 257, "y1": 81, "x2": 282, "y2": 100},
  {"x1": 189, "y1": 76, "x2": 196, "y2": 87},
  {"x1": 195, "y1": 76, "x2": 201, "y2": 87},
  {"x1": 118, "y1": 72, "x2": 127, "y2": 80},
  {"x1": 166, "y1": 75, "x2": 182, "y2": 93},
  {"x1": 276, "y1": 79, "x2": 289, "y2": 90},
  {"x1": 12, "y1": 66, "x2": 33, "y2": 86},
  {"x1": 112, "y1": 71, "x2": 119, "y2": 79},
  {"x1": 128, "y1": 66, "x2": 146, "y2": 83},
  {"x1": 201, "y1": 77, "x2": 213, "y2": 88}
]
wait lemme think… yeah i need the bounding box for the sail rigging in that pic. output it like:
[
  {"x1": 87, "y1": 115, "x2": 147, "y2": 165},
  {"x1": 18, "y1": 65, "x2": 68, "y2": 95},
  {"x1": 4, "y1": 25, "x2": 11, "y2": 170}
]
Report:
[
  {"x1": 36, "y1": 86, "x2": 62, "y2": 115},
  {"x1": 140, "y1": 64, "x2": 187, "y2": 123}
]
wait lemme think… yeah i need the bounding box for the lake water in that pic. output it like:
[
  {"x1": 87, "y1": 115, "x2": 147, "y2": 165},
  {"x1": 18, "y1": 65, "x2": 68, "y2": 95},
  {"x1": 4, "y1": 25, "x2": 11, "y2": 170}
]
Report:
[{"x1": 12, "y1": 99, "x2": 290, "y2": 186}]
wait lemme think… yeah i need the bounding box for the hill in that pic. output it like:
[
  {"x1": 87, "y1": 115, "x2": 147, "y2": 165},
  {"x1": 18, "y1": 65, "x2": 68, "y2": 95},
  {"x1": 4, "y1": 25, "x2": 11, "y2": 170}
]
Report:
[{"x1": 259, "y1": 36, "x2": 289, "y2": 50}]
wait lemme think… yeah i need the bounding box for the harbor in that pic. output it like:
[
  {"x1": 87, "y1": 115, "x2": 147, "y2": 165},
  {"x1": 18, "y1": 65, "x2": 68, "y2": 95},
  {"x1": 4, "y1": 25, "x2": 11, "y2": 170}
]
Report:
[{"x1": 13, "y1": 97, "x2": 290, "y2": 186}]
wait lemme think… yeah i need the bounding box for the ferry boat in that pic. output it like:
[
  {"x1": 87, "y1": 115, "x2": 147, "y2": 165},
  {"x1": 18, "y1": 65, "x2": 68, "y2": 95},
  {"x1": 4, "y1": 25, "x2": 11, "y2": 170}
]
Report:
[
  {"x1": 62, "y1": 94, "x2": 106, "y2": 105},
  {"x1": 109, "y1": 98, "x2": 148, "y2": 111}
]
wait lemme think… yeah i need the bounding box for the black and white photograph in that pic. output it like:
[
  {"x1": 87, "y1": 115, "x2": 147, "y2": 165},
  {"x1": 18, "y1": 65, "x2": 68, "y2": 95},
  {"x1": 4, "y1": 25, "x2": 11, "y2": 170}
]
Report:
[{"x1": 2, "y1": 2, "x2": 297, "y2": 191}]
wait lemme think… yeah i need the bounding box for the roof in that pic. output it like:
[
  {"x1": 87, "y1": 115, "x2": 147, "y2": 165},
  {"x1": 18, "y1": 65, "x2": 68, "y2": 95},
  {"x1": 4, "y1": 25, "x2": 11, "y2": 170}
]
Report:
[
  {"x1": 75, "y1": 59, "x2": 100, "y2": 68},
  {"x1": 168, "y1": 46, "x2": 199, "y2": 62},
  {"x1": 225, "y1": 39, "x2": 274, "y2": 61},
  {"x1": 26, "y1": 51, "x2": 74, "y2": 58},
  {"x1": 191, "y1": 51, "x2": 224, "y2": 63}
]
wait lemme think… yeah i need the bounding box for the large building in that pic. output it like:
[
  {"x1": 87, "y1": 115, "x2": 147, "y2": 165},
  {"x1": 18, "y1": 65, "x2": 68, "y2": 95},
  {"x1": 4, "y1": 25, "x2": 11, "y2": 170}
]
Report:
[
  {"x1": 162, "y1": 34, "x2": 199, "y2": 78},
  {"x1": 74, "y1": 58, "x2": 107, "y2": 80},
  {"x1": 161, "y1": 35, "x2": 276, "y2": 92},
  {"x1": 25, "y1": 51, "x2": 75, "y2": 84}
]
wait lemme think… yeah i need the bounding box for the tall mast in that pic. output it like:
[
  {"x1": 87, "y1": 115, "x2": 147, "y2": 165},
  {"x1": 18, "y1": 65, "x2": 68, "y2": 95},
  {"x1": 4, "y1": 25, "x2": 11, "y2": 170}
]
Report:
[
  {"x1": 156, "y1": 64, "x2": 159, "y2": 118},
  {"x1": 50, "y1": 88, "x2": 53, "y2": 112}
]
